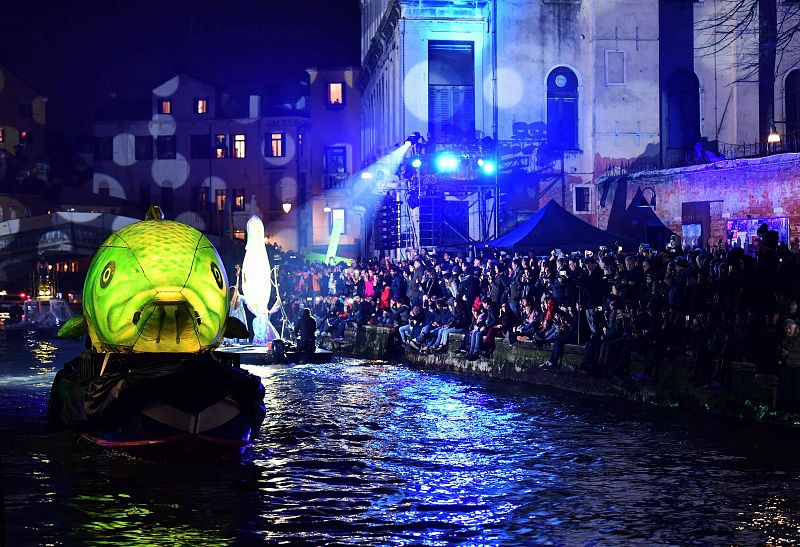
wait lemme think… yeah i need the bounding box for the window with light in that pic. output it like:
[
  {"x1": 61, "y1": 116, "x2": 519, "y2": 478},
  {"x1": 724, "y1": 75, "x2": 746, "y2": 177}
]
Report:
[
  {"x1": 215, "y1": 134, "x2": 228, "y2": 158},
  {"x1": 234, "y1": 189, "x2": 246, "y2": 211},
  {"x1": 195, "y1": 98, "x2": 208, "y2": 114},
  {"x1": 0, "y1": 128, "x2": 4, "y2": 143},
  {"x1": 216, "y1": 189, "x2": 227, "y2": 212},
  {"x1": 327, "y1": 82, "x2": 345, "y2": 107},
  {"x1": 158, "y1": 99, "x2": 172, "y2": 114},
  {"x1": 232, "y1": 134, "x2": 246, "y2": 158},
  {"x1": 267, "y1": 133, "x2": 285, "y2": 157}
]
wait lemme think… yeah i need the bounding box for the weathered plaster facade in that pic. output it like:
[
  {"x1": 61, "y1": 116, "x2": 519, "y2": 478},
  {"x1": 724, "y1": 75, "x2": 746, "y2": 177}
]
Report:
[{"x1": 359, "y1": 0, "x2": 800, "y2": 248}]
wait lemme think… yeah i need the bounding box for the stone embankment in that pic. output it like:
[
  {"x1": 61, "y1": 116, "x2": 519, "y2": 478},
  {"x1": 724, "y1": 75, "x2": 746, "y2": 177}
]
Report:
[{"x1": 320, "y1": 325, "x2": 800, "y2": 428}]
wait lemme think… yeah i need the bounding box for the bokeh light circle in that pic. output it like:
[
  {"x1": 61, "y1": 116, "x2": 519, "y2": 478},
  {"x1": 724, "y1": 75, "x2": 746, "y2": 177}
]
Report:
[
  {"x1": 151, "y1": 153, "x2": 189, "y2": 188},
  {"x1": 485, "y1": 68, "x2": 524, "y2": 109}
]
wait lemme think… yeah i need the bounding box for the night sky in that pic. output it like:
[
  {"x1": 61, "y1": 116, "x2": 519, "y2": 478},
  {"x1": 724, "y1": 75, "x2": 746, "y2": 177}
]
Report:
[{"x1": 1, "y1": 0, "x2": 361, "y2": 134}]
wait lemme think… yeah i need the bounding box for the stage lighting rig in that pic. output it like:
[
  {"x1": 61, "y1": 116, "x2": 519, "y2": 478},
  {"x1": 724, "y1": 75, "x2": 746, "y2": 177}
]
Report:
[
  {"x1": 405, "y1": 132, "x2": 422, "y2": 146},
  {"x1": 478, "y1": 158, "x2": 496, "y2": 175}
]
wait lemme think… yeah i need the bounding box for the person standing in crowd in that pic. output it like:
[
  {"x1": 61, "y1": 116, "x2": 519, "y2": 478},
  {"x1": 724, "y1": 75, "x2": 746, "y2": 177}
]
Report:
[{"x1": 294, "y1": 308, "x2": 317, "y2": 353}]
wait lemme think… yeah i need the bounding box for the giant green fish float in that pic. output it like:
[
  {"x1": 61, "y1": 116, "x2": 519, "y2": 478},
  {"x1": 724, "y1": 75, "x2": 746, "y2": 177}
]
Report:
[
  {"x1": 49, "y1": 207, "x2": 265, "y2": 457},
  {"x1": 58, "y1": 205, "x2": 247, "y2": 352}
]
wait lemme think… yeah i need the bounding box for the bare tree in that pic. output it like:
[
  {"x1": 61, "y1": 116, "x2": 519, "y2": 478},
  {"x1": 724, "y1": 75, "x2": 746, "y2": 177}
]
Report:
[{"x1": 696, "y1": 0, "x2": 800, "y2": 140}]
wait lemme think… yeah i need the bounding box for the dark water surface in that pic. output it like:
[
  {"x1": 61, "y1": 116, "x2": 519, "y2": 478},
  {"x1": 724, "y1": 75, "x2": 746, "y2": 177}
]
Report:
[{"x1": 2, "y1": 330, "x2": 800, "y2": 546}]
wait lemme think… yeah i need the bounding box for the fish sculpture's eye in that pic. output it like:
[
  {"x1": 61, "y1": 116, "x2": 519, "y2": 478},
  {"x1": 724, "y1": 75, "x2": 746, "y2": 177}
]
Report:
[
  {"x1": 210, "y1": 262, "x2": 223, "y2": 290},
  {"x1": 100, "y1": 261, "x2": 115, "y2": 289}
]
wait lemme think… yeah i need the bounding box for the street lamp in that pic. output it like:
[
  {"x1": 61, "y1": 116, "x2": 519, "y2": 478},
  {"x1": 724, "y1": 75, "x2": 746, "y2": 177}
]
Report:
[
  {"x1": 636, "y1": 186, "x2": 657, "y2": 208},
  {"x1": 768, "y1": 124, "x2": 781, "y2": 144}
]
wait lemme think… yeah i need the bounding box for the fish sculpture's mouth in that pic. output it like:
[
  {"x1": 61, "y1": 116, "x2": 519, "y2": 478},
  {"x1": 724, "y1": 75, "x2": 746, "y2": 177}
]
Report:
[{"x1": 127, "y1": 286, "x2": 215, "y2": 350}]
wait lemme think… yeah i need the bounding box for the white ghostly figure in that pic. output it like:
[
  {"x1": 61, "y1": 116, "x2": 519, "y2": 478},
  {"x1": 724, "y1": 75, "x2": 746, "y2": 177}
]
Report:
[{"x1": 241, "y1": 216, "x2": 279, "y2": 346}]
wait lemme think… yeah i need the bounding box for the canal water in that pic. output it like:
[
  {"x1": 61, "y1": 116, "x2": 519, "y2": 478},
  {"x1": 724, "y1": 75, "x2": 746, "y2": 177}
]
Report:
[{"x1": 2, "y1": 330, "x2": 800, "y2": 546}]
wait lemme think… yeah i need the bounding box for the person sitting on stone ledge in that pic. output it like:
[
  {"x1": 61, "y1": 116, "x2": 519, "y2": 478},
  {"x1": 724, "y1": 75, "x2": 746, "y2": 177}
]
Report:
[
  {"x1": 539, "y1": 310, "x2": 579, "y2": 370},
  {"x1": 399, "y1": 303, "x2": 425, "y2": 347},
  {"x1": 427, "y1": 300, "x2": 469, "y2": 353}
]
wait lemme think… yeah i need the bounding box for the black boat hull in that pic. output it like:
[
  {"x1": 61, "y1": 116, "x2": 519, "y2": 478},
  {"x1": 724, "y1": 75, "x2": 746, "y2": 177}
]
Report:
[{"x1": 49, "y1": 352, "x2": 266, "y2": 457}]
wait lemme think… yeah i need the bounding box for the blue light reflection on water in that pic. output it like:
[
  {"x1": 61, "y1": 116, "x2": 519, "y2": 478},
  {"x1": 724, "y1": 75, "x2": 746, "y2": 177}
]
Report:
[{"x1": 2, "y1": 332, "x2": 800, "y2": 545}]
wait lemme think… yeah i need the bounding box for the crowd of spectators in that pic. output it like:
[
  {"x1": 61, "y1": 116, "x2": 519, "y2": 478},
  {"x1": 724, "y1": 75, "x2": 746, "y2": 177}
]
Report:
[{"x1": 264, "y1": 228, "x2": 800, "y2": 409}]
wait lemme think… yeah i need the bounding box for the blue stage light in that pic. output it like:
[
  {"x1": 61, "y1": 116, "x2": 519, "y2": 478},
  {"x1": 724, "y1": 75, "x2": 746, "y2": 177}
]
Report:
[
  {"x1": 435, "y1": 153, "x2": 459, "y2": 172},
  {"x1": 481, "y1": 160, "x2": 496, "y2": 175},
  {"x1": 411, "y1": 158, "x2": 422, "y2": 169}
]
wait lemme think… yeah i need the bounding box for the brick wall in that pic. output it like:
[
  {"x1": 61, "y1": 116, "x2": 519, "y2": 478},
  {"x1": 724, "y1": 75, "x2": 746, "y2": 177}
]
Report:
[{"x1": 597, "y1": 153, "x2": 800, "y2": 247}]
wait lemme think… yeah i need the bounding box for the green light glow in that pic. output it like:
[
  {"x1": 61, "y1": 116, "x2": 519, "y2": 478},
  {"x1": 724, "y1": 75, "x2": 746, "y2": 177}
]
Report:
[{"x1": 325, "y1": 210, "x2": 346, "y2": 265}]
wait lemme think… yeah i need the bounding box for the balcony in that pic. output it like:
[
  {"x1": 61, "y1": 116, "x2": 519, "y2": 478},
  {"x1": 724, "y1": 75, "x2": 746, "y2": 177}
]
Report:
[{"x1": 324, "y1": 173, "x2": 349, "y2": 190}]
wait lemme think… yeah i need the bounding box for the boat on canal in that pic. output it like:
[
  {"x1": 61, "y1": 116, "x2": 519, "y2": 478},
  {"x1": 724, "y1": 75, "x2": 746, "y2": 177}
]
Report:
[
  {"x1": 48, "y1": 206, "x2": 266, "y2": 457},
  {"x1": 49, "y1": 350, "x2": 265, "y2": 457},
  {"x1": 4, "y1": 272, "x2": 74, "y2": 331},
  {"x1": 215, "y1": 340, "x2": 334, "y2": 365}
]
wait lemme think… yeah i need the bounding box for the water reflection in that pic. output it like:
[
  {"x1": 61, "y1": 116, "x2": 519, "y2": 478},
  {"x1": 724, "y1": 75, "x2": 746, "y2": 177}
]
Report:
[
  {"x1": 3, "y1": 336, "x2": 800, "y2": 545},
  {"x1": 25, "y1": 335, "x2": 58, "y2": 366},
  {"x1": 67, "y1": 491, "x2": 237, "y2": 546}
]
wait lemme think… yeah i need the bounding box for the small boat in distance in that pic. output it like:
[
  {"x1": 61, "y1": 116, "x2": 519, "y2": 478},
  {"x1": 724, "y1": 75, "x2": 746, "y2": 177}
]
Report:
[
  {"x1": 216, "y1": 340, "x2": 334, "y2": 365},
  {"x1": 5, "y1": 270, "x2": 73, "y2": 330}
]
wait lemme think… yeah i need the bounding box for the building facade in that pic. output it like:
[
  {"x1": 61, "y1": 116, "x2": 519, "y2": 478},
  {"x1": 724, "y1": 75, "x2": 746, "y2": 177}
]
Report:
[
  {"x1": 92, "y1": 71, "x2": 366, "y2": 259},
  {"x1": 306, "y1": 67, "x2": 364, "y2": 259},
  {"x1": 0, "y1": 64, "x2": 48, "y2": 214},
  {"x1": 358, "y1": 0, "x2": 800, "y2": 249}
]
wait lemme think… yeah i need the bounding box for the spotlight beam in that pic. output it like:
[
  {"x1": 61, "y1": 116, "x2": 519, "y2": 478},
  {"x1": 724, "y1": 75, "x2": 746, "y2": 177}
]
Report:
[{"x1": 314, "y1": 142, "x2": 413, "y2": 257}]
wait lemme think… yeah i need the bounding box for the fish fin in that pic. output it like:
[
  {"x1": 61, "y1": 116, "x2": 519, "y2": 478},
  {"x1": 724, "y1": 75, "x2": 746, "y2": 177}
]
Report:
[
  {"x1": 224, "y1": 317, "x2": 249, "y2": 339},
  {"x1": 58, "y1": 316, "x2": 88, "y2": 339},
  {"x1": 145, "y1": 204, "x2": 164, "y2": 221}
]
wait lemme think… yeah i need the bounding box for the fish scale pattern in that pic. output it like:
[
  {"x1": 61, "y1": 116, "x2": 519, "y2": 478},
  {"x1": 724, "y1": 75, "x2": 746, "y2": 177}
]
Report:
[{"x1": 116, "y1": 221, "x2": 202, "y2": 286}]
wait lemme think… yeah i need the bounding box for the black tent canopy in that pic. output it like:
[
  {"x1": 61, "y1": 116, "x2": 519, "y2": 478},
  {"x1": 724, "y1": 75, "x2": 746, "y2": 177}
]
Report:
[{"x1": 480, "y1": 199, "x2": 637, "y2": 253}]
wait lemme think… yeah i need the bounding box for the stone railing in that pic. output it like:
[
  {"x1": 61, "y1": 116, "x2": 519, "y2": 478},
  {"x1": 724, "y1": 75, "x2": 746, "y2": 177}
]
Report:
[{"x1": 319, "y1": 325, "x2": 800, "y2": 428}]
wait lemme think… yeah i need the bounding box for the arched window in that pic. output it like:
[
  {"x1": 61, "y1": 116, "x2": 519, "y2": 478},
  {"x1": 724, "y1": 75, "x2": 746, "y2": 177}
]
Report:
[
  {"x1": 666, "y1": 71, "x2": 700, "y2": 150},
  {"x1": 547, "y1": 67, "x2": 579, "y2": 150},
  {"x1": 786, "y1": 70, "x2": 800, "y2": 143}
]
